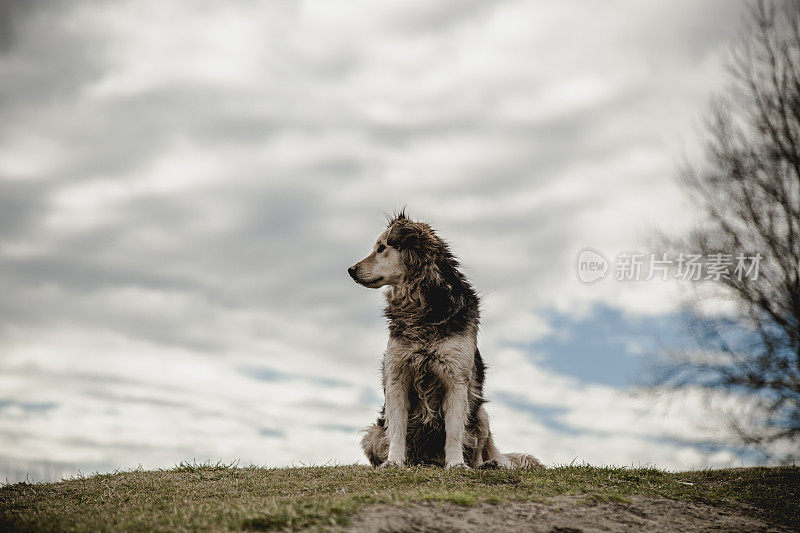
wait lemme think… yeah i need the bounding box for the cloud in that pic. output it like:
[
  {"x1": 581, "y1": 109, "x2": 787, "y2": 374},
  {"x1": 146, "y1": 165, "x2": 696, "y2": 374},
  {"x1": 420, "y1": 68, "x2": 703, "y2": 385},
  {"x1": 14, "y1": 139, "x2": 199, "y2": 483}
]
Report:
[
  {"x1": 0, "y1": 0, "x2": 39, "y2": 52},
  {"x1": 0, "y1": 0, "x2": 752, "y2": 482}
]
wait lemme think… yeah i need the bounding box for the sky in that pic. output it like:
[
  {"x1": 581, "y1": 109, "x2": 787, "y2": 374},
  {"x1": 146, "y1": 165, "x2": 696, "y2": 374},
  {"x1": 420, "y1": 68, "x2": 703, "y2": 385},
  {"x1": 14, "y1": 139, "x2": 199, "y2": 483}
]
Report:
[{"x1": 0, "y1": 0, "x2": 755, "y2": 483}]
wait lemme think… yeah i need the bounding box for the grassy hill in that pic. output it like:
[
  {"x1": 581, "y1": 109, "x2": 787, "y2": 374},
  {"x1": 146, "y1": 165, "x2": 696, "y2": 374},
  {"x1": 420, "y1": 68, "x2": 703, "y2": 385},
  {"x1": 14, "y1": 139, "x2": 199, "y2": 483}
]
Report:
[{"x1": 1, "y1": 463, "x2": 798, "y2": 531}]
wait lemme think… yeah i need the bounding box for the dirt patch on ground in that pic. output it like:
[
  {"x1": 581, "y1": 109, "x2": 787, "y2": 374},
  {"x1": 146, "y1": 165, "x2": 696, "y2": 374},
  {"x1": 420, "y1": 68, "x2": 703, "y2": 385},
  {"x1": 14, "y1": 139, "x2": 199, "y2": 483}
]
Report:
[{"x1": 345, "y1": 495, "x2": 785, "y2": 532}]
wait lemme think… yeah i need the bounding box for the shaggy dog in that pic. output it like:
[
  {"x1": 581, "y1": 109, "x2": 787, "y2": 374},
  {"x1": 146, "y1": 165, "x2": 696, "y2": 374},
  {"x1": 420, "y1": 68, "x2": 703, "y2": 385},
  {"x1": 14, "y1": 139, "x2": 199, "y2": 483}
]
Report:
[{"x1": 348, "y1": 212, "x2": 543, "y2": 469}]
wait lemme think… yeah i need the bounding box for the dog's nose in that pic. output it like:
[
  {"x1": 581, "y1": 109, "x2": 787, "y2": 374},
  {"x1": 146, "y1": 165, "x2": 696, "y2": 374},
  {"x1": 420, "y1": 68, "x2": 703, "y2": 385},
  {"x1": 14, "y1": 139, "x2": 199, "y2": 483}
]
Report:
[{"x1": 348, "y1": 266, "x2": 358, "y2": 280}]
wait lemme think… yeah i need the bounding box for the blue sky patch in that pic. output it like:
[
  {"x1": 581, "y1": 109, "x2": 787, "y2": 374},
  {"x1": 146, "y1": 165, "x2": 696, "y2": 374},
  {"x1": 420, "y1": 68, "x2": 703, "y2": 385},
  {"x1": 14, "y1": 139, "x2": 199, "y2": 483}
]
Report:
[
  {"x1": 259, "y1": 427, "x2": 284, "y2": 438},
  {"x1": 519, "y1": 305, "x2": 694, "y2": 388},
  {"x1": 493, "y1": 392, "x2": 580, "y2": 436},
  {"x1": 240, "y1": 366, "x2": 292, "y2": 382},
  {"x1": 0, "y1": 399, "x2": 57, "y2": 413}
]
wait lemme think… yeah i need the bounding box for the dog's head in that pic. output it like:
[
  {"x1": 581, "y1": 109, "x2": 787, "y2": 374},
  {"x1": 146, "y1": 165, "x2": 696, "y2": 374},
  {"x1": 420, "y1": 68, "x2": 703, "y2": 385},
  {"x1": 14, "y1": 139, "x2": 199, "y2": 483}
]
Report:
[
  {"x1": 347, "y1": 214, "x2": 407, "y2": 289},
  {"x1": 348, "y1": 211, "x2": 455, "y2": 291},
  {"x1": 347, "y1": 227, "x2": 403, "y2": 288}
]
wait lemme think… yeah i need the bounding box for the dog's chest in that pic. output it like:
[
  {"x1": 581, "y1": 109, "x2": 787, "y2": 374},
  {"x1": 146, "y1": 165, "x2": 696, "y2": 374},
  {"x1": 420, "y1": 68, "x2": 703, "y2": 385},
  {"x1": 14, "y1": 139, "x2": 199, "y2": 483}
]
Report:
[{"x1": 383, "y1": 333, "x2": 476, "y2": 380}]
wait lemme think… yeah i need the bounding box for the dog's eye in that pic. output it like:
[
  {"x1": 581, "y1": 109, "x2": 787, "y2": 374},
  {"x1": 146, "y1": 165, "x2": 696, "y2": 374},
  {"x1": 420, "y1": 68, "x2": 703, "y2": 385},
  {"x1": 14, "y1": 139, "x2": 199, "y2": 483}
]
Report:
[{"x1": 376, "y1": 244, "x2": 386, "y2": 253}]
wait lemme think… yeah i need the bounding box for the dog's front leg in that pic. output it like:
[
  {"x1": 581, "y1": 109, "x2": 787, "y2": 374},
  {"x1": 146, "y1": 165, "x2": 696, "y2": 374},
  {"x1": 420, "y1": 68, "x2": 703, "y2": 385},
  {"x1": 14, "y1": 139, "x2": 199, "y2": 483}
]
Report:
[
  {"x1": 443, "y1": 381, "x2": 469, "y2": 468},
  {"x1": 382, "y1": 376, "x2": 409, "y2": 467}
]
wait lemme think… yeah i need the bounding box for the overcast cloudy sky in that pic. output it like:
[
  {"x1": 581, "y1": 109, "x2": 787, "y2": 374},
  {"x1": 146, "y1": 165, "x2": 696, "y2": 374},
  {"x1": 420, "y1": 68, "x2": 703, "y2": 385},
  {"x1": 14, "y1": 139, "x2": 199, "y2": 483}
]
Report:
[{"x1": 0, "y1": 0, "x2": 753, "y2": 483}]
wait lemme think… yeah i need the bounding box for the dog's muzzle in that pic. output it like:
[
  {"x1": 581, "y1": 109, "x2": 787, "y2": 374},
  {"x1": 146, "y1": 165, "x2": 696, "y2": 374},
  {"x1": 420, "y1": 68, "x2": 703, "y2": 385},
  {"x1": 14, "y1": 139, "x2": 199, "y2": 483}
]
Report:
[{"x1": 348, "y1": 265, "x2": 383, "y2": 287}]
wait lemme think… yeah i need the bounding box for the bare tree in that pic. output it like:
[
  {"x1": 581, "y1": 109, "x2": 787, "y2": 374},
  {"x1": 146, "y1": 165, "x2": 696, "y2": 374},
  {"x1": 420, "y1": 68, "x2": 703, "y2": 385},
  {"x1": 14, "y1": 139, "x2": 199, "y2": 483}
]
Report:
[{"x1": 654, "y1": 0, "x2": 800, "y2": 463}]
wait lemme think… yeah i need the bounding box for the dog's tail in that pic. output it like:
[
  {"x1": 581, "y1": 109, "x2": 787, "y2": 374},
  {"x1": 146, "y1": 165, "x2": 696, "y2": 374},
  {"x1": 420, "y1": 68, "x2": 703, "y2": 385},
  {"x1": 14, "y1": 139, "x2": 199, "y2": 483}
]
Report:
[{"x1": 504, "y1": 452, "x2": 545, "y2": 469}]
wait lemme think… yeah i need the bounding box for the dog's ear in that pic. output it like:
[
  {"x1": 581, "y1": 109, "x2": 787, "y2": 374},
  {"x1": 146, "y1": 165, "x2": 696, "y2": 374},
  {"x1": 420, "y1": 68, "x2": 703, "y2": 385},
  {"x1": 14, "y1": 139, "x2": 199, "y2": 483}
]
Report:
[{"x1": 386, "y1": 221, "x2": 420, "y2": 251}]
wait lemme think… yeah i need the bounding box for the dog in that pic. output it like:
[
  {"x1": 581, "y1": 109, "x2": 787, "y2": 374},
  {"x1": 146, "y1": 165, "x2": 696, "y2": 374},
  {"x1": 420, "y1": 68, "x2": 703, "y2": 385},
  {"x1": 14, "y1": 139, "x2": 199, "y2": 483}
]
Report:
[{"x1": 348, "y1": 211, "x2": 543, "y2": 469}]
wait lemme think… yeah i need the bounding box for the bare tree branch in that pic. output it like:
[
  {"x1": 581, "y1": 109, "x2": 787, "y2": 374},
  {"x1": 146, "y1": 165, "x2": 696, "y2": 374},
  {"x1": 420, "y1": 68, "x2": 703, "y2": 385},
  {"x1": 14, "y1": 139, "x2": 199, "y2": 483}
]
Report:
[{"x1": 652, "y1": 0, "x2": 800, "y2": 463}]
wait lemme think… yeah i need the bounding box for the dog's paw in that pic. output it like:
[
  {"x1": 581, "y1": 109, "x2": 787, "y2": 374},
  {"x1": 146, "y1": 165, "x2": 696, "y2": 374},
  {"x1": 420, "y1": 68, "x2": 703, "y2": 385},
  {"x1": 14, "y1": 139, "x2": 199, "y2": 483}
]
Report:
[
  {"x1": 445, "y1": 462, "x2": 470, "y2": 470},
  {"x1": 495, "y1": 456, "x2": 514, "y2": 468},
  {"x1": 479, "y1": 456, "x2": 514, "y2": 469},
  {"x1": 380, "y1": 458, "x2": 404, "y2": 468}
]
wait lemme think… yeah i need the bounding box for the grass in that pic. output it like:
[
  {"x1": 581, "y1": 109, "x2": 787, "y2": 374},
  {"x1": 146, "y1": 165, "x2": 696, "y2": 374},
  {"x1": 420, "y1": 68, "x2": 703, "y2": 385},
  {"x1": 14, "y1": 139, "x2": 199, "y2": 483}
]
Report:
[{"x1": 0, "y1": 463, "x2": 798, "y2": 532}]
